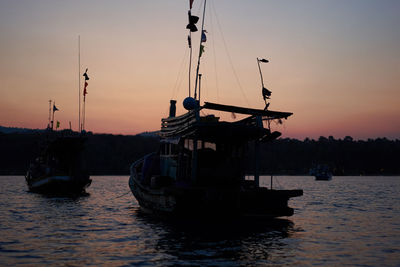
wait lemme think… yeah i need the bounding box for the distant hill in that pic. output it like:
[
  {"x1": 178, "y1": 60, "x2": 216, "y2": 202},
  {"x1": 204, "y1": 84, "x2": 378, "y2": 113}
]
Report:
[
  {"x1": 0, "y1": 126, "x2": 44, "y2": 134},
  {"x1": 136, "y1": 131, "x2": 160, "y2": 138},
  {"x1": 0, "y1": 127, "x2": 399, "y2": 175}
]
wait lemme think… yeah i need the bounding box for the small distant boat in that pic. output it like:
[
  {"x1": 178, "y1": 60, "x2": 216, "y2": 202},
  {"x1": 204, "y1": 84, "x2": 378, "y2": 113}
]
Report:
[
  {"x1": 26, "y1": 132, "x2": 91, "y2": 194},
  {"x1": 310, "y1": 164, "x2": 332, "y2": 181},
  {"x1": 129, "y1": 1, "x2": 302, "y2": 219}
]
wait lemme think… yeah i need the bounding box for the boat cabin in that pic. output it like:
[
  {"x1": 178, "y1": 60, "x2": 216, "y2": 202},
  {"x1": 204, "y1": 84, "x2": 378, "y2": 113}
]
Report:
[{"x1": 156, "y1": 100, "x2": 292, "y2": 188}]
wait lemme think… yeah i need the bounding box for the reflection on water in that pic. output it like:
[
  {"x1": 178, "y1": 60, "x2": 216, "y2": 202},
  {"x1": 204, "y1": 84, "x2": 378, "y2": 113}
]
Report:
[
  {"x1": 1, "y1": 176, "x2": 400, "y2": 266},
  {"x1": 134, "y1": 210, "x2": 296, "y2": 266}
]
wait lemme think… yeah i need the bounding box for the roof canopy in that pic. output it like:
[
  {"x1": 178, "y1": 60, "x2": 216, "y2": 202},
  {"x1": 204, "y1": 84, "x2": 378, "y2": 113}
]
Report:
[{"x1": 203, "y1": 102, "x2": 292, "y2": 119}]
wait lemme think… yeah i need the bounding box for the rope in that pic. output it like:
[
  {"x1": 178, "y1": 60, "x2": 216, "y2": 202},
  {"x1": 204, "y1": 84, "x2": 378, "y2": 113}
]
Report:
[
  {"x1": 209, "y1": 3, "x2": 220, "y2": 103},
  {"x1": 171, "y1": 48, "x2": 189, "y2": 100},
  {"x1": 109, "y1": 190, "x2": 131, "y2": 200},
  {"x1": 211, "y1": 1, "x2": 250, "y2": 107}
]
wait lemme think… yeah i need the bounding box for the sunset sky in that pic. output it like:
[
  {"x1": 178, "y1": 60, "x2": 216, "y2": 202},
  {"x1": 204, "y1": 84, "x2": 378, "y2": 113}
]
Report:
[{"x1": 0, "y1": 0, "x2": 399, "y2": 140}]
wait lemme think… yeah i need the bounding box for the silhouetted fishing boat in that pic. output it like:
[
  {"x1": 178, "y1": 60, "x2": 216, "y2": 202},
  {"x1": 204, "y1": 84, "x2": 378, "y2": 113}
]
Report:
[
  {"x1": 26, "y1": 52, "x2": 92, "y2": 195},
  {"x1": 129, "y1": 0, "x2": 302, "y2": 218},
  {"x1": 26, "y1": 131, "x2": 91, "y2": 194}
]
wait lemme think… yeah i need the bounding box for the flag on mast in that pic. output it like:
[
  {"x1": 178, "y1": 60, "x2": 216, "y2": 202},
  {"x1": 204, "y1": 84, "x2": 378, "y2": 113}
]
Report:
[
  {"x1": 53, "y1": 104, "x2": 59, "y2": 112},
  {"x1": 189, "y1": 0, "x2": 194, "y2": 9},
  {"x1": 83, "y1": 81, "x2": 88, "y2": 97},
  {"x1": 201, "y1": 30, "x2": 207, "y2": 42},
  {"x1": 199, "y1": 44, "x2": 205, "y2": 57},
  {"x1": 186, "y1": 10, "x2": 199, "y2": 32},
  {"x1": 83, "y1": 68, "x2": 89, "y2": 81},
  {"x1": 83, "y1": 68, "x2": 89, "y2": 98},
  {"x1": 187, "y1": 35, "x2": 192, "y2": 48}
]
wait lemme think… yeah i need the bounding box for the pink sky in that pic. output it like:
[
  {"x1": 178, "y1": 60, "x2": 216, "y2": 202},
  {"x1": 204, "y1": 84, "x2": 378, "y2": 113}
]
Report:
[{"x1": 0, "y1": 1, "x2": 399, "y2": 140}]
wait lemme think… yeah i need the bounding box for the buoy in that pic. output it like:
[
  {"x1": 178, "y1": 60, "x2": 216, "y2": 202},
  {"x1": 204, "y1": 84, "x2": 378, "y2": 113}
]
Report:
[{"x1": 183, "y1": 97, "x2": 199, "y2": 110}]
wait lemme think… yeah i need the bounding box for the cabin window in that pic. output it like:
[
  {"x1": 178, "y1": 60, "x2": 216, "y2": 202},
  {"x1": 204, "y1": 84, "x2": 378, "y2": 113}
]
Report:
[
  {"x1": 204, "y1": 142, "x2": 216, "y2": 151},
  {"x1": 184, "y1": 139, "x2": 193, "y2": 151}
]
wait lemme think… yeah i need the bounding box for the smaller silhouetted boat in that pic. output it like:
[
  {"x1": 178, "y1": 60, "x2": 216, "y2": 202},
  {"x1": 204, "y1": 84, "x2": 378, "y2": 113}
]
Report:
[
  {"x1": 310, "y1": 164, "x2": 332, "y2": 181},
  {"x1": 26, "y1": 131, "x2": 91, "y2": 194},
  {"x1": 26, "y1": 71, "x2": 93, "y2": 195}
]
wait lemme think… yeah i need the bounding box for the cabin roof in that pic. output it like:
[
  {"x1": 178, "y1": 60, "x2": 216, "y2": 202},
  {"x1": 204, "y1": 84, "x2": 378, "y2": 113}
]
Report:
[{"x1": 203, "y1": 102, "x2": 293, "y2": 119}]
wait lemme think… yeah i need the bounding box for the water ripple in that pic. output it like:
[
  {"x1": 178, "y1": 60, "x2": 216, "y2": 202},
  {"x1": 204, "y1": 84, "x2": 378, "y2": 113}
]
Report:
[{"x1": 1, "y1": 176, "x2": 400, "y2": 266}]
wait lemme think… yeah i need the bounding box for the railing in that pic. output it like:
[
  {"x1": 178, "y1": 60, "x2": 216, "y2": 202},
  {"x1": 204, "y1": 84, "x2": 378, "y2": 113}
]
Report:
[{"x1": 160, "y1": 110, "x2": 199, "y2": 138}]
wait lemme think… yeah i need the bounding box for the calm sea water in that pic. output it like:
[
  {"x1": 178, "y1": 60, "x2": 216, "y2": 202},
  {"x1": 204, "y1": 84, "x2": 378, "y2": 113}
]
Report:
[{"x1": 1, "y1": 176, "x2": 399, "y2": 266}]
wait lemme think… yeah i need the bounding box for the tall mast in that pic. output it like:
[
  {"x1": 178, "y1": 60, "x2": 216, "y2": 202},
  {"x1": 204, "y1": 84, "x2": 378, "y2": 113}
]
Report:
[
  {"x1": 198, "y1": 74, "x2": 202, "y2": 104},
  {"x1": 188, "y1": 31, "x2": 192, "y2": 97},
  {"x1": 194, "y1": 0, "x2": 206, "y2": 100},
  {"x1": 48, "y1": 100, "x2": 52, "y2": 128},
  {"x1": 82, "y1": 96, "x2": 86, "y2": 131},
  {"x1": 51, "y1": 101, "x2": 56, "y2": 130},
  {"x1": 78, "y1": 35, "x2": 81, "y2": 132}
]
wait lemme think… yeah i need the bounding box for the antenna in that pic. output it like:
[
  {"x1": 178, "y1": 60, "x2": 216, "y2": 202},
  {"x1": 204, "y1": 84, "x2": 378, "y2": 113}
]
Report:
[
  {"x1": 257, "y1": 57, "x2": 271, "y2": 109},
  {"x1": 257, "y1": 57, "x2": 268, "y2": 88}
]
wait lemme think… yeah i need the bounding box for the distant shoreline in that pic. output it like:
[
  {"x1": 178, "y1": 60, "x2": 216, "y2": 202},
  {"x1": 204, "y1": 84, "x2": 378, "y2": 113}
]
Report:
[{"x1": 1, "y1": 130, "x2": 399, "y2": 176}]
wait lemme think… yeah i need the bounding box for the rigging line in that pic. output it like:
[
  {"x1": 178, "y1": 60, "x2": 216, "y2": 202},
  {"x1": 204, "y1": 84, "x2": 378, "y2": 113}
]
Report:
[
  {"x1": 209, "y1": 1, "x2": 219, "y2": 103},
  {"x1": 194, "y1": 0, "x2": 207, "y2": 100},
  {"x1": 211, "y1": 1, "x2": 250, "y2": 106},
  {"x1": 170, "y1": 48, "x2": 189, "y2": 99},
  {"x1": 174, "y1": 56, "x2": 189, "y2": 100},
  {"x1": 175, "y1": 49, "x2": 189, "y2": 99},
  {"x1": 109, "y1": 190, "x2": 131, "y2": 200}
]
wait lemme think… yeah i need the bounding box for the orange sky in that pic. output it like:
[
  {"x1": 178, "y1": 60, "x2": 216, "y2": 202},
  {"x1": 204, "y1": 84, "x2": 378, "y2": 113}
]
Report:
[{"x1": 0, "y1": 1, "x2": 399, "y2": 140}]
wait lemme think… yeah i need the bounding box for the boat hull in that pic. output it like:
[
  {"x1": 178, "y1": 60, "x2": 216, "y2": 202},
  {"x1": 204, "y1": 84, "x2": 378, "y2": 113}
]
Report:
[
  {"x1": 26, "y1": 173, "x2": 91, "y2": 194},
  {"x1": 129, "y1": 173, "x2": 302, "y2": 219},
  {"x1": 315, "y1": 174, "x2": 332, "y2": 181}
]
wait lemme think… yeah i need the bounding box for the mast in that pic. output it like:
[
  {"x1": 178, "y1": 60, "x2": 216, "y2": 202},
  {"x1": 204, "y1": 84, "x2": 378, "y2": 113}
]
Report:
[
  {"x1": 193, "y1": 0, "x2": 206, "y2": 100},
  {"x1": 82, "y1": 96, "x2": 86, "y2": 131},
  {"x1": 78, "y1": 36, "x2": 81, "y2": 132},
  {"x1": 51, "y1": 102, "x2": 56, "y2": 130},
  {"x1": 198, "y1": 73, "x2": 202, "y2": 104},
  {"x1": 188, "y1": 31, "x2": 192, "y2": 97},
  {"x1": 48, "y1": 100, "x2": 52, "y2": 128}
]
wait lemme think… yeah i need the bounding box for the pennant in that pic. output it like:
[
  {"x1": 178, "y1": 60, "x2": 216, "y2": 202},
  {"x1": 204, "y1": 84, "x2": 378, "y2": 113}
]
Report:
[
  {"x1": 83, "y1": 68, "x2": 89, "y2": 81},
  {"x1": 187, "y1": 35, "x2": 191, "y2": 49},
  {"x1": 53, "y1": 104, "x2": 59, "y2": 112},
  {"x1": 83, "y1": 68, "x2": 89, "y2": 98},
  {"x1": 199, "y1": 44, "x2": 205, "y2": 57},
  {"x1": 189, "y1": 0, "x2": 194, "y2": 9},
  {"x1": 56, "y1": 121, "x2": 60, "y2": 129},
  {"x1": 262, "y1": 87, "x2": 272, "y2": 100},
  {"x1": 83, "y1": 82, "x2": 88, "y2": 97},
  {"x1": 186, "y1": 10, "x2": 199, "y2": 32},
  {"x1": 201, "y1": 30, "x2": 207, "y2": 43}
]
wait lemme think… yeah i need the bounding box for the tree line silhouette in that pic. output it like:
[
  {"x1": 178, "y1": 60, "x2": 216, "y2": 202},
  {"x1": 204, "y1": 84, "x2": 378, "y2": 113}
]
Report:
[{"x1": 0, "y1": 131, "x2": 399, "y2": 175}]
